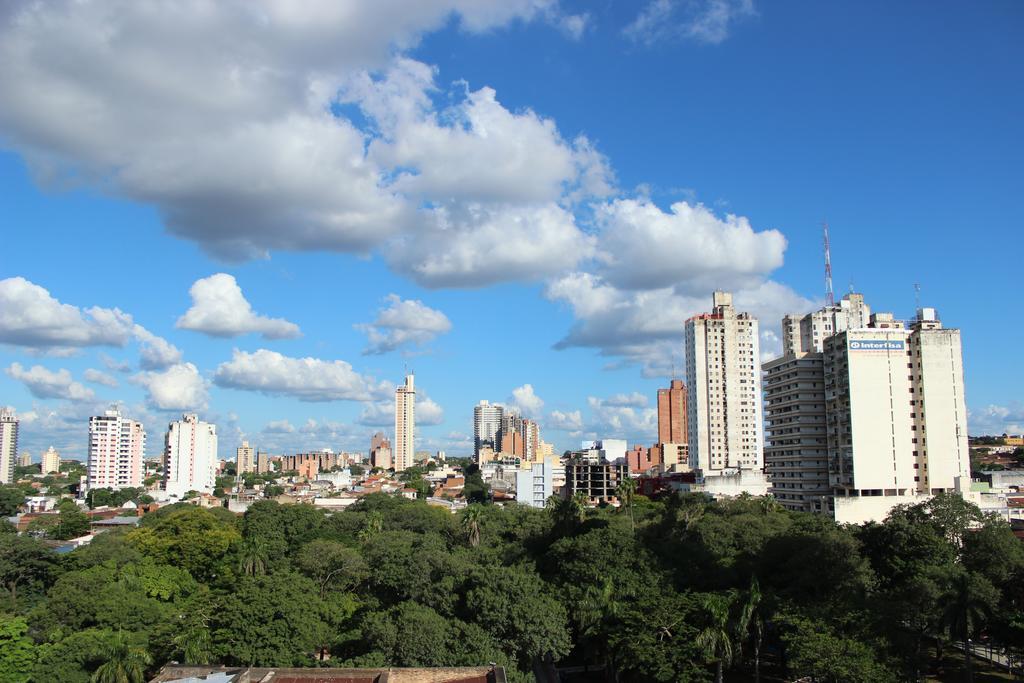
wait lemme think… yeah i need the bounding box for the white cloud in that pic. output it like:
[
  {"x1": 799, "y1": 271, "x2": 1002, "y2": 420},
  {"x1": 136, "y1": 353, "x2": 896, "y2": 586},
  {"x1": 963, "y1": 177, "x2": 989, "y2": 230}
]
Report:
[
  {"x1": 969, "y1": 404, "x2": 1024, "y2": 437},
  {"x1": 0, "y1": 277, "x2": 134, "y2": 349},
  {"x1": 84, "y1": 368, "x2": 119, "y2": 388},
  {"x1": 133, "y1": 326, "x2": 183, "y2": 370},
  {"x1": 132, "y1": 362, "x2": 209, "y2": 411},
  {"x1": 356, "y1": 294, "x2": 451, "y2": 354},
  {"x1": 388, "y1": 202, "x2": 595, "y2": 288},
  {"x1": 6, "y1": 363, "x2": 95, "y2": 401},
  {"x1": 263, "y1": 420, "x2": 296, "y2": 434},
  {"x1": 0, "y1": 277, "x2": 183, "y2": 369},
  {"x1": 547, "y1": 273, "x2": 813, "y2": 377},
  {"x1": 594, "y1": 199, "x2": 786, "y2": 293},
  {"x1": 602, "y1": 392, "x2": 648, "y2": 408},
  {"x1": 0, "y1": 2, "x2": 584, "y2": 262},
  {"x1": 176, "y1": 273, "x2": 301, "y2": 339},
  {"x1": 357, "y1": 393, "x2": 445, "y2": 426},
  {"x1": 547, "y1": 409, "x2": 584, "y2": 432},
  {"x1": 510, "y1": 384, "x2": 545, "y2": 418},
  {"x1": 624, "y1": 0, "x2": 755, "y2": 45},
  {"x1": 213, "y1": 349, "x2": 391, "y2": 402},
  {"x1": 586, "y1": 395, "x2": 657, "y2": 440},
  {"x1": 100, "y1": 353, "x2": 132, "y2": 373}
]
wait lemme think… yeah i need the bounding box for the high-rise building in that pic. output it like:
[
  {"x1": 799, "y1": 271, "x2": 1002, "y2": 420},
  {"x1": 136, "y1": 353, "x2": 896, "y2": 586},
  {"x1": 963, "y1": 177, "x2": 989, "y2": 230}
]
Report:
[
  {"x1": 824, "y1": 308, "x2": 970, "y2": 523},
  {"x1": 370, "y1": 433, "x2": 392, "y2": 470},
  {"x1": 499, "y1": 412, "x2": 524, "y2": 455},
  {"x1": 163, "y1": 414, "x2": 218, "y2": 498},
  {"x1": 763, "y1": 293, "x2": 872, "y2": 513},
  {"x1": 473, "y1": 400, "x2": 503, "y2": 460},
  {"x1": 657, "y1": 379, "x2": 688, "y2": 445},
  {"x1": 523, "y1": 419, "x2": 540, "y2": 462},
  {"x1": 782, "y1": 293, "x2": 871, "y2": 356},
  {"x1": 236, "y1": 441, "x2": 255, "y2": 474},
  {"x1": 0, "y1": 408, "x2": 18, "y2": 484},
  {"x1": 393, "y1": 373, "x2": 415, "y2": 472},
  {"x1": 87, "y1": 408, "x2": 145, "y2": 490},
  {"x1": 685, "y1": 291, "x2": 767, "y2": 495},
  {"x1": 18, "y1": 451, "x2": 31, "y2": 468},
  {"x1": 42, "y1": 446, "x2": 61, "y2": 475},
  {"x1": 256, "y1": 451, "x2": 270, "y2": 474}
]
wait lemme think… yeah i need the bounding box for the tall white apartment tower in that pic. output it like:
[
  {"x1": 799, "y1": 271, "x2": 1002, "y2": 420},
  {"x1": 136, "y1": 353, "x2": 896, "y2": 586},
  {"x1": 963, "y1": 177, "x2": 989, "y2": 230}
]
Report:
[
  {"x1": 764, "y1": 293, "x2": 872, "y2": 513},
  {"x1": 0, "y1": 407, "x2": 18, "y2": 485},
  {"x1": 473, "y1": 400, "x2": 503, "y2": 461},
  {"x1": 685, "y1": 292, "x2": 767, "y2": 495},
  {"x1": 87, "y1": 409, "x2": 146, "y2": 490},
  {"x1": 236, "y1": 441, "x2": 255, "y2": 474},
  {"x1": 163, "y1": 414, "x2": 218, "y2": 498},
  {"x1": 394, "y1": 373, "x2": 415, "y2": 472},
  {"x1": 824, "y1": 308, "x2": 970, "y2": 523}
]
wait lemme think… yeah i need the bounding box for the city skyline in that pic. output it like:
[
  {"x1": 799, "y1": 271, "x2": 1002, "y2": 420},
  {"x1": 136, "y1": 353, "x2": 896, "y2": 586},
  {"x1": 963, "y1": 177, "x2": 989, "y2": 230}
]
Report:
[{"x1": 1, "y1": 2, "x2": 1022, "y2": 460}]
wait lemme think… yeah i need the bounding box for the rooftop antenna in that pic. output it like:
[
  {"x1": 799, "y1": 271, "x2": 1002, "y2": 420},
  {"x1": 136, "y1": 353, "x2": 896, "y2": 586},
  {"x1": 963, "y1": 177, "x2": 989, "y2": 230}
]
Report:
[
  {"x1": 823, "y1": 221, "x2": 835, "y2": 306},
  {"x1": 914, "y1": 282, "x2": 921, "y2": 311}
]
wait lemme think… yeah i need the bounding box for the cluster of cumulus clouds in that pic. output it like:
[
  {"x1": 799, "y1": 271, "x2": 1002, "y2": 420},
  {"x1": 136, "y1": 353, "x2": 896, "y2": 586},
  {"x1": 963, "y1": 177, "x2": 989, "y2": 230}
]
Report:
[{"x1": 0, "y1": 0, "x2": 818, "y2": 448}]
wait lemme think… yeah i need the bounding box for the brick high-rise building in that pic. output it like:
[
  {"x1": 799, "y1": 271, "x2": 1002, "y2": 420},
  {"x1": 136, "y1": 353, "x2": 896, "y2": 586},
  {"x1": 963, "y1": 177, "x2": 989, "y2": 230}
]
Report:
[
  {"x1": 657, "y1": 379, "x2": 688, "y2": 446},
  {"x1": 87, "y1": 408, "x2": 145, "y2": 490}
]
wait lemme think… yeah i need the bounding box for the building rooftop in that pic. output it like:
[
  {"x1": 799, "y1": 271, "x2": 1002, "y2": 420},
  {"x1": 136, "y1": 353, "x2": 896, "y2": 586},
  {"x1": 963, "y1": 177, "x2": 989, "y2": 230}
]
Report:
[{"x1": 150, "y1": 666, "x2": 506, "y2": 683}]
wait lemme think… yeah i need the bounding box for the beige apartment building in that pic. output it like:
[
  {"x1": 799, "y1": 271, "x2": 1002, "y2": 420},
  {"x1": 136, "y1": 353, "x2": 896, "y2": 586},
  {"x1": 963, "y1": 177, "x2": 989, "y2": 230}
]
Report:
[
  {"x1": 42, "y1": 446, "x2": 61, "y2": 475},
  {"x1": 825, "y1": 308, "x2": 970, "y2": 523},
  {"x1": 393, "y1": 373, "x2": 415, "y2": 472},
  {"x1": 236, "y1": 440, "x2": 255, "y2": 474},
  {"x1": 685, "y1": 291, "x2": 767, "y2": 496}
]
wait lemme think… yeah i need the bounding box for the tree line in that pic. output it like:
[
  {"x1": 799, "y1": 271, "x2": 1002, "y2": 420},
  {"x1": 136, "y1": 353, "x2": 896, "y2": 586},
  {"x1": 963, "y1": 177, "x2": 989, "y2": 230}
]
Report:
[{"x1": 0, "y1": 490, "x2": 1022, "y2": 682}]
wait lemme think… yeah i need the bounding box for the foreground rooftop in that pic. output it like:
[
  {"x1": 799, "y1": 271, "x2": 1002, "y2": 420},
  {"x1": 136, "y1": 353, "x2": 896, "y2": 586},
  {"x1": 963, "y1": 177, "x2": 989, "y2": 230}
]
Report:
[{"x1": 150, "y1": 666, "x2": 506, "y2": 683}]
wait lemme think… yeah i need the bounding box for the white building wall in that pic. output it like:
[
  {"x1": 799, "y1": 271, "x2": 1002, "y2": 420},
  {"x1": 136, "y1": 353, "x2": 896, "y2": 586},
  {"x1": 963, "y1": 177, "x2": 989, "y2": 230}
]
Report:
[
  {"x1": 912, "y1": 320, "x2": 970, "y2": 493},
  {"x1": 515, "y1": 460, "x2": 555, "y2": 508},
  {"x1": 0, "y1": 408, "x2": 17, "y2": 485},
  {"x1": 163, "y1": 414, "x2": 217, "y2": 498}
]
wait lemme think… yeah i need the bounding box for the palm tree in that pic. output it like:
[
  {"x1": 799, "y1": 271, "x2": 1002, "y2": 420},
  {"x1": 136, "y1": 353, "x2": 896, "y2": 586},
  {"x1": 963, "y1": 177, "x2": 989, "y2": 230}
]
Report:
[
  {"x1": 941, "y1": 571, "x2": 993, "y2": 683},
  {"x1": 461, "y1": 505, "x2": 483, "y2": 547},
  {"x1": 91, "y1": 632, "x2": 152, "y2": 683},
  {"x1": 550, "y1": 492, "x2": 589, "y2": 534},
  {"x1": 696, "y1": 593, "x2": 735, "y2": 683},
  {"x1": 238, "y1": 536, "x2": 269, "y2": 577},
  {"x1": 735, "y1": 577, "x2": 765, "y2": 683},
  {"x1": 616, "y1": 476, "x2": 637, "y2": 533}
]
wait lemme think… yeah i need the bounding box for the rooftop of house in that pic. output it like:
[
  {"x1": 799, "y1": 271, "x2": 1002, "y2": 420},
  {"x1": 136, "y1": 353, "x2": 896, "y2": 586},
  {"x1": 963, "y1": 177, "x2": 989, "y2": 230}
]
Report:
[{"x1": 149, "y1": 666, "x2": 506, "y2": 683}]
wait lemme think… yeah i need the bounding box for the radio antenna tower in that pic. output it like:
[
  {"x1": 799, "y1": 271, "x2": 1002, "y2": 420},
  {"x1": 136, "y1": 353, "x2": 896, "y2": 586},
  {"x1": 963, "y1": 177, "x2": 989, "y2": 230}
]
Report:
[{"x1": 823, "y1": 221, "x2": 835, "y2": 306}]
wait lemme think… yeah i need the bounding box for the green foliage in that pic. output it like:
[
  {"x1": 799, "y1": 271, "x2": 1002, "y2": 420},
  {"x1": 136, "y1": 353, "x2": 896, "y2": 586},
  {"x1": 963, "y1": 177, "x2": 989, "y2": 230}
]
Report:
[
  {"x1": 128, "y1": 506, "x2": 240, "y2": 581},
  {"x1": 0, "y1": 615, "x2": 37, "y2": 683},
  {"x1": 0, "y1": 484, "x2": 26, "y2": 516},
  {"x1": 779, "y1": 613, "x2": 897, "y2": 683},
  {"x1": 0, "y1": 490, "x2": 1020, "y2": 681},
  {"x1": 86, "y1": 487, "x2": 144, "y2": 510}
]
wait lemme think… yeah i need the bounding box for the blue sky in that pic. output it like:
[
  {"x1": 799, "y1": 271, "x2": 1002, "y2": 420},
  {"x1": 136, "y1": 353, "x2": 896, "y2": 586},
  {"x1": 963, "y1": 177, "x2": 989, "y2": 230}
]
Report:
[{"x1": 1, "y1": 0, "x2": 1021, "y2": 460}]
